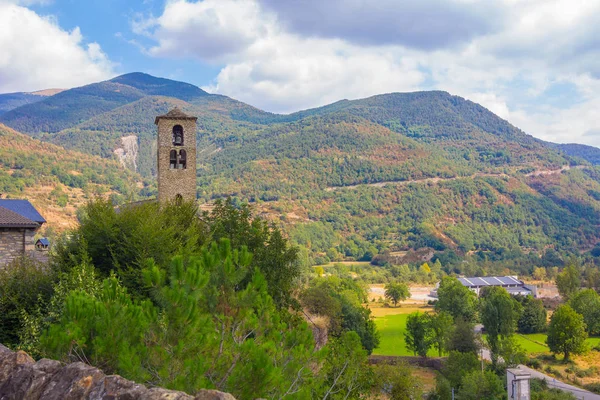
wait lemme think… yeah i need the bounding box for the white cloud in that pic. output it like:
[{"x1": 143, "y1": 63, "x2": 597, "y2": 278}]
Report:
[
  {"x1": 0, "y1": 2, "x2": 114, "y2": 92},
  {"x1": 138, "y1": 0, "x2": 600, "y2": 146}
]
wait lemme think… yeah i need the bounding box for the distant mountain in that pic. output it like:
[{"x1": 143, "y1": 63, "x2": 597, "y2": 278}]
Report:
[
  {"x1": 0, "y1": 73, "x2": 210, "y2": 134},
  {"x1": 1, "y1": 73, "x2": 599, "y2": 270},
  {"x1": 0, "y1": 89, "x2": 64, "y2": 115},
  {"x1": 548, "y1": 142, "x2": 600, "y2": 165}
]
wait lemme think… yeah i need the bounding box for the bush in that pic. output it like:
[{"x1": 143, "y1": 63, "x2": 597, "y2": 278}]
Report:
[
  {"x1": 0, "y1": 257, "x2": 53, "y2": 347},
  {"x1": 526, "y1": 359, "x2": 541, "y2": 369},
  {"x1": 584, "y1": 383, "x2": 600, "y2": 394},
  {"x1": 544, "y1": 366, "x2": 563, "y2": 378}
]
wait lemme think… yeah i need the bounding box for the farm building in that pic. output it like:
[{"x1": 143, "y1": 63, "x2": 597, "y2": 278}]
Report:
[{"x1": 431, "y1": 276, "x2": 537, "y2": 297}]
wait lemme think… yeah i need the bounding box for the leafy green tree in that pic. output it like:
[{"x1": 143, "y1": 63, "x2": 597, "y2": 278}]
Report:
[
  {"x1": 556, "y1": 263, "x2": 581, "y2": 300},
  {"x1": 447, "y1": 317, "x2": 480, "y2": 354},
  {"x1": 373, "y1": 364, "x2": 423, "y2": 400},
  {"x1": 533, "y1": 267, "x2": 547, "y2": 281},
  {"x1": 318, "y1": 331, "x2": 371, "y2": 400},
  {"x1": 441, "y1": 351, "x2": 479, "y2": 390},
  {"x1": 19, "y1": 259, "x2": 101, "y2": 357},
  {"x1": 52, "y1": 199, "x2": 205, "y2": 295},
  {"x1": 405, "y1": 312, "x2": 431, "y2": 357},
  {"x1": 435, "y1": 276, "x2": 477, "y2": 322},
  {"x1": 427, "y1": 312, "x2": 453, "y2": 356},
  {"x1": 459, "y1": 370, "x2": 504, "y2": 400},
  {"x1": 497, "y1": 336, "x2": 526, "y2": 368},
  {"x1": 429, "y1": 376, "x2": 453, "y2": 400},
  {"x1": 480, "y1": 287, "x2": 522, "y2": 366},
  {"x1": 546, "y1": 305, "x2": 588, "y2": 360},
  {"x1": 204, "y1": 199, "x2": 301, "y2": 309},
  {"x1": 384, "y1": 282, "x2": 410, "y2": 307},
  {"x1": 583, "y1": 267, "x2": 600, "y2": 292},
  {"x1": 301, "y1": 276, "x2": 379, "y2": 354},
  {"x1": 568, "y1": 289, "x2": 600, "y2": 335},
  {"x1": 340, "y1": 299, "x2": 380, "y2": 354},
  {"x1": 42, "y1": 241, "x2": 321, "y2": 398},
  {"x1": 53, "y1": 198, "x2": 301, "y2": 309},
  {"x1": 0, "y1": 257, "x2": 53, "y2": 347},
  {"x1": 517, "y1": 296, "x2": 547, "y2": 334}
]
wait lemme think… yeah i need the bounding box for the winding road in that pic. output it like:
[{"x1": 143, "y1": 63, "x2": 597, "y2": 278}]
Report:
[{"x1": 326, "y1": 165, "x2": 589, "y2": 191}]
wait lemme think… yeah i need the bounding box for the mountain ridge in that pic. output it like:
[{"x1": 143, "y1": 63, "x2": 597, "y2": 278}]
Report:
[{"x1": 0, "y1": 73, "x2": 599, "y2": 271}]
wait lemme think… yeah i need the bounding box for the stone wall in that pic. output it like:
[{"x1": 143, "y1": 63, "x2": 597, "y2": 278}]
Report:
[
  {"x1": 0, "y1": 344, "x2": 235, "y2": 400},
  {"x1": 0, "y1": 228, "x2": 37, "y2": 268},
  {"x1": 157, "y1": 118, "x2": 197, "y2": 204}
]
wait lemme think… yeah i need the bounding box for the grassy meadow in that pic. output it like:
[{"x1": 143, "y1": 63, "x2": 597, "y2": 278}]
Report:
[
  {"x1": 371, "y1": 304, "x2": 600, "y2": 357},
  {"x1": 371, "y1": 305, "x2": 438, "y2": 357}
]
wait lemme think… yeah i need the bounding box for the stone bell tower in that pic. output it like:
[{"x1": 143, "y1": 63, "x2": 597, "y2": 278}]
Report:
[{"x1": 154, "y1": 108, "x2": 198, "y2": 204}]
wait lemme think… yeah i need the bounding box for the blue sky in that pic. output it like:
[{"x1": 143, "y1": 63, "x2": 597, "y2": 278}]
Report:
[{"x1": 1, "y1": 0, "x2": 600, "y2": 147}]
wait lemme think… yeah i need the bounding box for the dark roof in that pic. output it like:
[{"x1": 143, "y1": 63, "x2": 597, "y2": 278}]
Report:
[
  {"x1": 0, "y1": 207, "x2": 40, "y2": 228},
  {"x1": 36, "y1": 237, "x2": 50, "y2": 246},
  {"x1": 0, "y1": 200, "x2": 46, "y2": 223},
  {"x1": 154, "y1": 107, "x2": 197, "y2": 124}
]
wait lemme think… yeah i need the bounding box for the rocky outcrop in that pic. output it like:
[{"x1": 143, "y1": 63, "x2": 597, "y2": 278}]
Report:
[
  {"x1": 114, "y1": 135, "x2": 139, "y2": 172},
  {"x1": 0, "y1": 344, "x2": 235, "y2": 400}
]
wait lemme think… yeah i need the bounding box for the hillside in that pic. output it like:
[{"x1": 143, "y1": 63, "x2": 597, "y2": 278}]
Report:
[
  {"x1": 1, "y1": 73, "x2": 600, "y2": 271},
  {"x1": 0, "y1": 73, "x2": 210, "y2": 134},
  {"x1": 0, "y1": 89, "x2": 64, "y2": 115},
  {"x1": 548, "y1": 142, "x2": 600, "y2": 165},
  {"x1": 0, "y1": 123, "x2": 143, "y2": 231}
]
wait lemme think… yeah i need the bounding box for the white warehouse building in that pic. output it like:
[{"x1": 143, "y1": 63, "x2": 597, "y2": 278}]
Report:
[{"x1": 431, "y1": 276, "x2": 537, "y2": 297}]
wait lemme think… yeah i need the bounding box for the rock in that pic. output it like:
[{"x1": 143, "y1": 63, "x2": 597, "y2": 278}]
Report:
[
  {"x1": 0, "y1": 344, "x2": 236, "y2": 400},
  {"x1": 194, "y1": 390, "x2": 237, "y2": 400}
]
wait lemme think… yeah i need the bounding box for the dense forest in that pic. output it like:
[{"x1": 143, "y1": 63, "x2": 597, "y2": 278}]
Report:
[{"x1": 1, "y1": 72, "x2": 600, "y2": 272}]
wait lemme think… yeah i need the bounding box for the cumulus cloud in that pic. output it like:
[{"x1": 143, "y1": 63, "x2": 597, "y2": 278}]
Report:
[
  {"x1": 0, "y1": 1, "x2": 113, "y2": 92},
  {"x1": 258, "y1": 0, "x2": 505, "y2": 50},
  {"x1": 137, "y1": 0, "x2": 600, "y2": 146},
  {"x1": 134, "y1": 0, "x2": 273, "y2": 62}
]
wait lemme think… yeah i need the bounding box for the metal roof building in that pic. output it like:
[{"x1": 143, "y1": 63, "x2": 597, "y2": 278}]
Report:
[{"x1": 457, "y1": 275, "x2": 536, "y2": 297}]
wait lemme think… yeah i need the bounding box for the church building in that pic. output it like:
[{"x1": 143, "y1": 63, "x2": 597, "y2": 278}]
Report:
[{"x1": 154, "y1": 108, "x2": 198, "y2": 204}]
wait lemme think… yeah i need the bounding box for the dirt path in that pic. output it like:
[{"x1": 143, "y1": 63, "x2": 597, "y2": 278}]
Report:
[{"x1": 326, "y1": 165, "x2": 589, "y2": 191}]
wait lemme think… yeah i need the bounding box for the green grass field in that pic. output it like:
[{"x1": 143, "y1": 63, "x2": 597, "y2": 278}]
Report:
[
  {"x1": 373, "y1": 308, "x2": 600, "y2": 356},
  {"x1": 372, "y1": 312, "x2": 438, "y2": 356}
]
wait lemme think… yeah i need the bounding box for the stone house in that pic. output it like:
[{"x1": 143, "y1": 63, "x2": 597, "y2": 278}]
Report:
[{"x1": 0, "y1": 199, "x2": 46, "y2": 267}]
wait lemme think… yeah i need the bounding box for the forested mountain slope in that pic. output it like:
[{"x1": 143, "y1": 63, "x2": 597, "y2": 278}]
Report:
[
  {"x1": 0, "y1": 123, "x2": 142, "y2": 230},
  {"x1": 0, "y1": 89, "x2": 63, "y2": 116},
  {"x1": 1, "y1": 73, "x2": 600, "y2": 272},
  {"x1": 548, "y1": 142, "x2": 600, "y2": 165}
]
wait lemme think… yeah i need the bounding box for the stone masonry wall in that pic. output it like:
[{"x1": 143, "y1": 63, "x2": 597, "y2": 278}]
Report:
[
  {"x1": 0, "y1": 344, "x2": 235, "y2": 400},
  {"x1": 157, "y1": 118, "x2": 197, "y2": 204},
  {"x1": 0, "y1": 228, "x2": 37, "y2": 268}
]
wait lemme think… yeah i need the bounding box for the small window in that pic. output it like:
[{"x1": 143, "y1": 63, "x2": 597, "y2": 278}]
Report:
[
  {"x1": 178, "y1": 149, "x2": 187, "y2": 169},
  {"x1": 175, "y1": 194, "x2": 183, "y2": 205},
  {"x1": 169, "y1": 150, "x2": 177, "y2": 169},
  {"x1": 173, "y1": 125, "x2": 184, "y2": 146}
]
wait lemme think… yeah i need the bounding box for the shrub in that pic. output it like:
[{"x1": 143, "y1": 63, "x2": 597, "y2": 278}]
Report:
[
  {"x1": 584, "y1": 383, "x2": 600, "y2": 394},
  {"x1": 0, "y1": 257, "x2": 53, "y2": 347}
]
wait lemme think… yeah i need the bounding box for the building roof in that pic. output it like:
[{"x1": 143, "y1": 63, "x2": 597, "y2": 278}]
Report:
[
  {"x1": 36, "y1": 237, "x2": 50, "y2": 246},
  {"x1": 458, "y1": 275, "x2": 523, "y2": 288},
  {"x1": 0, "y1": 206, "x2": 40, "y2": 228},
  {"x1": 0, "y1": 199, "x2": 46, "y2": 224},
  {"x1": 506, "y1": 286, "x2": 532, "y2": 294},
  {"x1": 154, "y1": 107, "x2": 197, "y2": 124}
]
